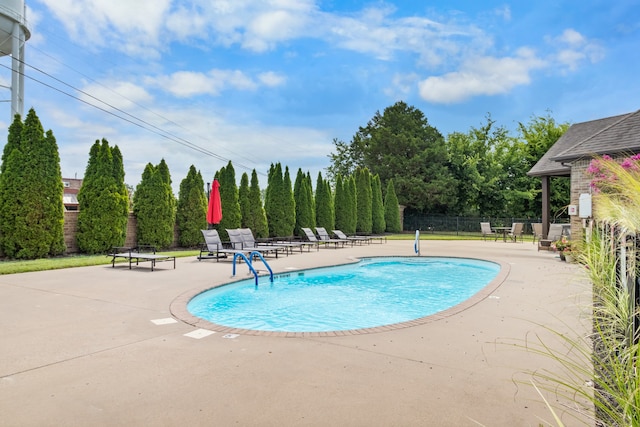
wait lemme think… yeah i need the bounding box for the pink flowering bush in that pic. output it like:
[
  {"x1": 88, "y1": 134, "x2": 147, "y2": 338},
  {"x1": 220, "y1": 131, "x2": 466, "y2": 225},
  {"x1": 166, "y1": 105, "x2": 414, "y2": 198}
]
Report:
[{"x1": 587, "y1": 154, "x2": 640, "y2": 192}]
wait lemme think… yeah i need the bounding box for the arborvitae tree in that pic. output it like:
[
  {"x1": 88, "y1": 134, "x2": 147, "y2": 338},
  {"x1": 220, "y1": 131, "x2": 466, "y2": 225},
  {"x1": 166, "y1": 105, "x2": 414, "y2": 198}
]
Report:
[
  {"x1": 355, "y1": 167, "x2": 373, "y2": 233},
  {"x1": 1, "y1": 114, "x2": 22, "y2": 174},
  {"x1": 266, "y1": 162, "x2": 291, "y2": 237},
  {"x1": 0, "y1": 109, "x2": 65, "y2": 258},
  {"x1": 246, "y1": 169, "x2": 268, "y2": 238},
  {"x1": 314, "y1": 172, "x2": 333, "y2": 232},
  {"x1": 239, "y1": 172, "x2": 250, "y2": 227},
  {"x1": 307, "y1": 172, "x2": 316, "y2": 229},
  {"x1": 216, "y1": 161, "x2": 242, "y2": 241},
  {"x1": 371, "y1": 174, "x2": 386, "y2": 234},
  {"x1": 294, "y1": 168, "x2": 313, "y2": 237},
  {"x1": 346, "y1": 175, "x2": 358, "y2": 234},
  {"x1": 384, "y1": 179, "x2": 402, "y2": 232},
  {"x1": 133, "y1": 160, "x2": 176, "y2": 248},
  {"x1": 76, "y1": 139, "x2": 129, "y2": 253},
  {"x1": 333, "y1": 174, "x2": 348, "y2": 232},
  {"x1": 265, "y1": 163, "x2": 280, "y2": 237},
  {"x1": 176, "y1": 165, "x2": 207, "y2": 247},
  {"x1": 323, "y1": 179, "x2": 334, "y2": 231},
  {"x1": 282, "y1": 166, "x2": 296, "y2": 236}
]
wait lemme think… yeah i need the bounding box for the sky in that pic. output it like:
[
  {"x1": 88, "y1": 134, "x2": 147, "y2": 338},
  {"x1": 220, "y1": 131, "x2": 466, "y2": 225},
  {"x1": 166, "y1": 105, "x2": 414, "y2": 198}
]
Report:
[{"x1": 0, "y1": 0, "x2": 639, "y2": 193}]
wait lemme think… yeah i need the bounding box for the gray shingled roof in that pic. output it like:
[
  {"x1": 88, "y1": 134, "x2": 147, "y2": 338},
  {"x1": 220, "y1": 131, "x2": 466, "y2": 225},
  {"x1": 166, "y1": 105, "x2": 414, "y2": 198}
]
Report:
[{"x1": 527, "y1": 111, "x2": 635, "y2": 177}]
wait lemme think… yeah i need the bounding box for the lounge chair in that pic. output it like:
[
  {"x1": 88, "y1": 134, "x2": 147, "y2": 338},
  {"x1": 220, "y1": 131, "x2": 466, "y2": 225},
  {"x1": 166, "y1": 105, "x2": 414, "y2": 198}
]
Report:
[
  {"x1": 198, "y1": 229, "x2": 251, "y2": 262},
  {"x1": 332, "y1": 229, "x2": 370, "y2": 245},
  {"x1": 315, "y1": 227, "x2": 348, "y2": 248},
  {"x1": 480, "y1": 222, "x2": 496, "y2": 241},
  {"x1": 239, "y1": 227, "x2": 303, "y2": 255},
  {"x1": 531, "y1": 223, "x2": 542, "y2": 245},
  {"x1": 227, "y1": 228, "x2": 282, "y2": 258},
  {"x1": 537, "y1": 223, "x2": 564, "y2": 251},
  {"x1": 301, "y1": 227, "x2": 333, "y2": 249},
  {"x1": 508, "y1": 222, "x2": 524, "y2": 243}
]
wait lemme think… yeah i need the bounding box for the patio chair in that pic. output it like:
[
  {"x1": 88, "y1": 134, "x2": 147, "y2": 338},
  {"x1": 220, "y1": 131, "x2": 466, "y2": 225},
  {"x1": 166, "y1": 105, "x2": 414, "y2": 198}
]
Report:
[
  {"x1": 198, "y1": 229, "x2": 251, "y2": 262},
  {"x1": 301, "y1": 227, "x2": 334, "y2": 249},
  {"x1": 480, "y1": 222, "x2": 496, "y2": 241},
  {"x1": 332, "y1": 229, "x2": 371, "y2": 245},
  {"x1": 537, "y1": 223, "x2": 564, "y2": 251},
  {"x1": 508, "y1": 222, "x2": 524, "y2": 243},
  {"x1": 315, "y1": 227, "x2": 348, "y2": 248},
  {"x1": 239, "y1": 227, "x2": 305, "y2": 255},
  {"x1": 227, "y1": 228, "x2": 282, "y2": 258},
  {"x1": 531, "y1": 223, "x2": 542, "y2": 245}
]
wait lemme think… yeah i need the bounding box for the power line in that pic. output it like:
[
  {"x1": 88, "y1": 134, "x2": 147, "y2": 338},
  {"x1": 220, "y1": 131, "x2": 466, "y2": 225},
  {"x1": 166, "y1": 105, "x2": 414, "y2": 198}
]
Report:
[
  {"x1": 25, "y1": 39, "x2": 262, "y2": 169},
  {"x1": 0, "y1": 46, "x2": 264, "y2": 175}
]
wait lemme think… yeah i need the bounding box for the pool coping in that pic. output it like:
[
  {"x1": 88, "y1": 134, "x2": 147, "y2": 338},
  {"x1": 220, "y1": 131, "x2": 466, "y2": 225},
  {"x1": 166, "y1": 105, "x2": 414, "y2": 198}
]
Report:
[{"x1": 170, "y1": 256, "x2": 510, "y2": 337}]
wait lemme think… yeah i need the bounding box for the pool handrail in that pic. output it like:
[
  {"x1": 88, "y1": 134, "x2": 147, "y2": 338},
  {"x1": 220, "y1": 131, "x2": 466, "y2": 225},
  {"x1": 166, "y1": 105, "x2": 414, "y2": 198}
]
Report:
[{"x1": 231, "y1": 251, "x2": 274, "y2": 286}]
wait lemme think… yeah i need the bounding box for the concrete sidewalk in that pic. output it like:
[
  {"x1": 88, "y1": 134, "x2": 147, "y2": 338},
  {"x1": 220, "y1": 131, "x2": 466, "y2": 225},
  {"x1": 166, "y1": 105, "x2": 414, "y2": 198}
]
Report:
[{"x1": 0, "y1": 240, "x2": 592, "y2": 426}]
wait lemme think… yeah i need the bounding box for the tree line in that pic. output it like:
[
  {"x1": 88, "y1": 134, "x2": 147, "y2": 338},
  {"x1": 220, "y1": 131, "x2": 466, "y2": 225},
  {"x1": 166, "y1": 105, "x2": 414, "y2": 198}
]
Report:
[
  {"x1": 0, "y1": 109, "x2": 401, "y2": 259},
  {"x1": 328, "y1": 101, "x2": 570, "y2": 218},
  {"x1": 0, "y1": 102, "x2": 568, "y2": 259}
]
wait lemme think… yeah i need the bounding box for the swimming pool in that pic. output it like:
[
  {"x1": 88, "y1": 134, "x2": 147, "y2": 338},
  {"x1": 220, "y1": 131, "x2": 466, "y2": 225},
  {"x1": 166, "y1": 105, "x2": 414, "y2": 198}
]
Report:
[{"x1": 186, "y1": 257, "x2": 500, "y2": 333}]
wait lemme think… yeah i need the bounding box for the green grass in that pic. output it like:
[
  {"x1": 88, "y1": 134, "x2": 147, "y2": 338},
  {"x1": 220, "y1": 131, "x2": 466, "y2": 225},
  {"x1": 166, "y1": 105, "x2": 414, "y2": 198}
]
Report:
[{"x1": 0, "y1": 250, "x2": 200, "y2": 275}]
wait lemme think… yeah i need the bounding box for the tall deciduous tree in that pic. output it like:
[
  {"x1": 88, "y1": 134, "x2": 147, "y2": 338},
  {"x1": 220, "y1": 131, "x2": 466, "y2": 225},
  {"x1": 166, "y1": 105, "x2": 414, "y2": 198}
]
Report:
[
  {"x1": 516, "y1": 114, "x2": 570, "y2": 217},
  {"x1": 446, "y1": 116, "x2": 509, "y2": 217},
  {"x1": 0, "y1": 109, "x2": 65, "y2": 258},
  {"x1": 77, "y1": 139, "x2": 129, "y2": 253},
  {"x1": 176, "y1": 165, "x2": 207, "y2": 247}
]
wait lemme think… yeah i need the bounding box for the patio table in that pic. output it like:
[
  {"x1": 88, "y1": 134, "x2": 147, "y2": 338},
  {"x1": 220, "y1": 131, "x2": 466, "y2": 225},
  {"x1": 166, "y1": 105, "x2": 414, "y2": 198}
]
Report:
[{"x1": 492, "y1": 226, "x2": 511, "y2": 242}]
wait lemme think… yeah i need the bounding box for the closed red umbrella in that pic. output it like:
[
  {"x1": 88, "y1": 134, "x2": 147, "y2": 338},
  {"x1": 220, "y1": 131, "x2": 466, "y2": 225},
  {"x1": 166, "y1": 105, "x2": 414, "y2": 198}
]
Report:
[{"x1": 207, "y1": 179, "x2": 222, "y2": 225}]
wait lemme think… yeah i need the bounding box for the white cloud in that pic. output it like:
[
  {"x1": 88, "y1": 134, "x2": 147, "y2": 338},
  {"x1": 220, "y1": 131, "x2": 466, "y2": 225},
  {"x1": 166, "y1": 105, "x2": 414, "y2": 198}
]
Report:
[
  {"x1": 145, "y1": 69, "x2": 262, "y2": 98},
  {"x1": 548, "y1": 29, "x2": 605, "y2": 71},
  {"x1": 244, "y1": 9, "x2": 311, "y2": 52},
  {"x1": 35, "y1": 0, "x2": 487, "y2": 69},
  {"x1": 79, "y1": 81, "x2": 153, "y2": 111},
  {"x1": 494, "y1": 5, "x2": 511, "y2": 21},
  {"x1": 38, "y1": 0, "x2": 172, "y2": 56},
  {"x1": 258, "y1": 71, "x2": 286, "y2": 87},
  {"x1": 418, "y1": 48, "x2": 546, "y2": 103},
  {"x1": 384, "y1": 73, "x2": 420, "y2": 99}
]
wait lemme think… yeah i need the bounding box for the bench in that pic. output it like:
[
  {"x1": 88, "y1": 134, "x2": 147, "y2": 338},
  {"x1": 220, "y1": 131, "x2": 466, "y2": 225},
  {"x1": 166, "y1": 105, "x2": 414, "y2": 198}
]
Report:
[{"x1": 109, "y1": 246, "x2": 176, "y2": 271}]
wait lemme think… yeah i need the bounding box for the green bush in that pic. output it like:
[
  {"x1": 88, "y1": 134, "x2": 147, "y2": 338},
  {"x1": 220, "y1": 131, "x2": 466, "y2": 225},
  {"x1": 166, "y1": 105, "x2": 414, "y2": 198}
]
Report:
[
  {"x1": 133, "y1": 160, "x2": 176, "y2": 248},
  {"x1": 176, "y1": 165, "x2": 207, "y2": 247},
  {"x1": 76, "y1": 139, "x2": 129, "y2": 254},
  {"x1": 0, "y1": 109, "x2": 65, "y2": 259},
  {"x1": 384, "y1": 179, "x2": 401, "y2": 233}
]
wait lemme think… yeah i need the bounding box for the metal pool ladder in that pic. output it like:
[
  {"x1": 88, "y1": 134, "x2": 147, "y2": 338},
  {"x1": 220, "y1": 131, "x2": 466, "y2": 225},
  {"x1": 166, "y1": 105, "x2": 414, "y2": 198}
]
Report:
[{"x1": 232, "y1": 251, "x2": 274, "y2": 287}]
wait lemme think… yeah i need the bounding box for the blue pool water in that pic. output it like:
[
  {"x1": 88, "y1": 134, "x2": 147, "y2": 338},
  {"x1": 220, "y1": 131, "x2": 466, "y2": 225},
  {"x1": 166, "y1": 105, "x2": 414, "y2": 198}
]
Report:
[{"x1": 187, "y1": 257, "x2": 500, "y2": 332}]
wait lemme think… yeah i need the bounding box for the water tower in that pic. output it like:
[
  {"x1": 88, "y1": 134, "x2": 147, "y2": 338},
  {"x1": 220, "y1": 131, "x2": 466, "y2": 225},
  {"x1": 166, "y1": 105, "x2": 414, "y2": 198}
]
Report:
[{"x1": 0, "y1": 0, "x2": 29, "y2": 121}]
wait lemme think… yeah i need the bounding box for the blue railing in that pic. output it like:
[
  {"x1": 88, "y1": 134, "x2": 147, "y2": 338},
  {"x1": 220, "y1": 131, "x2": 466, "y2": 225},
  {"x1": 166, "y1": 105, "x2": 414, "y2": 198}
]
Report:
[{"x1": 232, "y1": 251, "x2": 274, "y2": 286}]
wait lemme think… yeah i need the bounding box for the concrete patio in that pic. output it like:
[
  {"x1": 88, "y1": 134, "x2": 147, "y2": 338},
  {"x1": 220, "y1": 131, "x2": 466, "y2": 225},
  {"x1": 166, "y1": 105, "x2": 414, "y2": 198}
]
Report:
[{"x1": 0, "y1": 240, "x2": 592, "y2": 426}]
